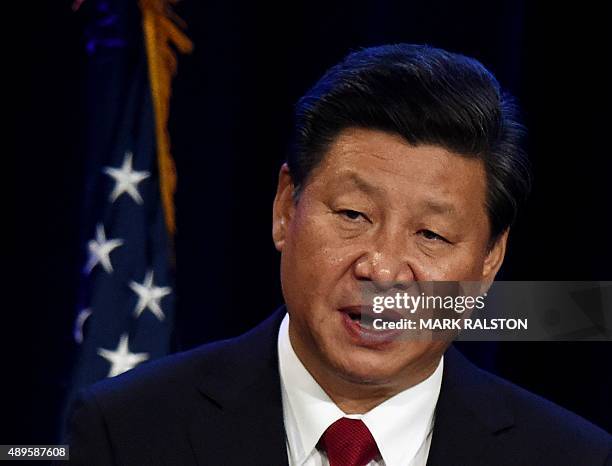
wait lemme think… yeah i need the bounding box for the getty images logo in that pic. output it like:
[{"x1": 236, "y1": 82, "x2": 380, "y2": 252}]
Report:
[{"x1": 371, "y1": 292, "x2": 487, "y2": 314}]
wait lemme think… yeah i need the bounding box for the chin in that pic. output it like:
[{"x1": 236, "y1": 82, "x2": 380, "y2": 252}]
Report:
[
  {"x1": 330, "y1": 349, "x2": 406, "y2": 385},
  {"x1": 330, "y1": 341, "x2": 443, "y2": 386}
]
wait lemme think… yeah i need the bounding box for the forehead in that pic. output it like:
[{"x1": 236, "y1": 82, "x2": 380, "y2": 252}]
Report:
[{"x1": 307, "y1": 128, "x2": 487, "y2": 204}]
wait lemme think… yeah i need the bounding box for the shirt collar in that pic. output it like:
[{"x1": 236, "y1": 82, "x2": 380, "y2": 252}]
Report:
[{"x1": 278, "y1": 313, "x2": 444, "y2": 466}]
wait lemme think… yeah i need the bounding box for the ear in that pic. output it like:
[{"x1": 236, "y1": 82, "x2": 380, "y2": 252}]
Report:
[
  {"x1": 481, "y1": 229, "x2": 509, "y2": 285},
  {"x1": 272, "y1": 163, "x2": 296, "y2": 251}
]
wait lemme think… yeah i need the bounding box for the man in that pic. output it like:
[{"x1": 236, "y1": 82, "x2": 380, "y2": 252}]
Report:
[{"x1": 66, "y1": 44, "x2": 611, "y2": 465}]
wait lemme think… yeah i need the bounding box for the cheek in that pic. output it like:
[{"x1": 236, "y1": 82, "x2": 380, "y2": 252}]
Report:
[
  {"x1": 409, "y1": 246, "x2": 487, "y2": 281},
  {"x1": 280, "y1": 209, "x2": 352, "y2": 306},
  {"x1": 288, "y1": 205, "x2": 361, "y2": 273}
]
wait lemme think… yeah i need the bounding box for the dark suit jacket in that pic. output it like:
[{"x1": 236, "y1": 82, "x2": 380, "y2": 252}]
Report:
[{"x1": 66, "y1": 308, "x2": 611, "y2": 465}]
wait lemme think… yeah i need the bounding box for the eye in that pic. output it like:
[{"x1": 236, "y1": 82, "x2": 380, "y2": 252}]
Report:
[
  {"x1": 419, "y1": 229, "x2": 449, "y2": 243},
  {"x1": 337, "y1": 209, "x2": 367, "y2": 222}
]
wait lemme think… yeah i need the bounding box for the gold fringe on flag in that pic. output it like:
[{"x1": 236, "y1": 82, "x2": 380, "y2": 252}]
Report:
[{"x1": 139, "y1": 0, "x2": 193, "y2": 235}]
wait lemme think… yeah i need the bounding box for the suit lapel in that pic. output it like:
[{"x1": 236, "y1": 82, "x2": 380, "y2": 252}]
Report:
[
  {"x1": 426, "y1": 346, "x2": 515, "y2": 466},
  {"x1": 188, "y1": 308, "x2": 289, "y2": 466}
]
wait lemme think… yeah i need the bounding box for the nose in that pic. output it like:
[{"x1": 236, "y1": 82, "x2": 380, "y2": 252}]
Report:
[{"x1": 353, "y1": 232, "x2": 415, "y2": 290}]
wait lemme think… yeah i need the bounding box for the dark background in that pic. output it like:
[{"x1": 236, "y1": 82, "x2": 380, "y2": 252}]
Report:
[{"x1": 11, "y1": 0, "x2": 611, "y2": 446}]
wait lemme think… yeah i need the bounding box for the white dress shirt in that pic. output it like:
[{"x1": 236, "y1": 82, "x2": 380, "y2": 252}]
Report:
[{"x1": 278, "y1": 314, "x2": 443, "y2": 466}]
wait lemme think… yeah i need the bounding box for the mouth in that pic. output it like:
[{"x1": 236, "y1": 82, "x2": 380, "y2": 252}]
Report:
[{"x1": 338, "y1": 305, "x2": 404, "y2": 345}]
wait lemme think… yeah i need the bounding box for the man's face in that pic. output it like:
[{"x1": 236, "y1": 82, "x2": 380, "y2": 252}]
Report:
[{"x1": 273, "y1": 127, "x2": 507, "y2": 388}]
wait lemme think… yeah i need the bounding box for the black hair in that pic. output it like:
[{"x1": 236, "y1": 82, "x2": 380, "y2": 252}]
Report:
[{"x1": 288, "y1": 44, "x2": 531, "y2": 245}]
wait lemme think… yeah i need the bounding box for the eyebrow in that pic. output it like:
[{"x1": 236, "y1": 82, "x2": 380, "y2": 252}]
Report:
[
  {"x1": 340, "y1": 171, "x2": 458, "y2": 216},
  {"x1": 421, "y1": 199, "x2": 457, "y2": 215},
  {"x1": 342, "y1": 172, "x2": 384, "y2": 196}
]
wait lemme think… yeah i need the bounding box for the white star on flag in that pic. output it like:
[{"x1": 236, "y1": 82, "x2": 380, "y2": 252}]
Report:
[
  {"x1": 103, "y1": 151, "x2": 150, "y2": 204},
  {"x1": 129, "y1": 270, "x2": 172, "y2": 321},
  {"x1": 84, "y1": 224, "x2": 124, "y2": 274},
  {"x1": 97, "y1": 333, "x2": 149, "y2": 377}
]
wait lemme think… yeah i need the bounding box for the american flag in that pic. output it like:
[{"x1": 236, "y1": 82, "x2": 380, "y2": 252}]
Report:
[{"x1": 68, "y1": 0, "x2": 180, "y2": 395}]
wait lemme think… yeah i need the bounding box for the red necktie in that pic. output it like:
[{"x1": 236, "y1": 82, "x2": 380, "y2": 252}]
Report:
[{"x1": 319, "y1": 417, "x2": 380, "y2": 466}]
